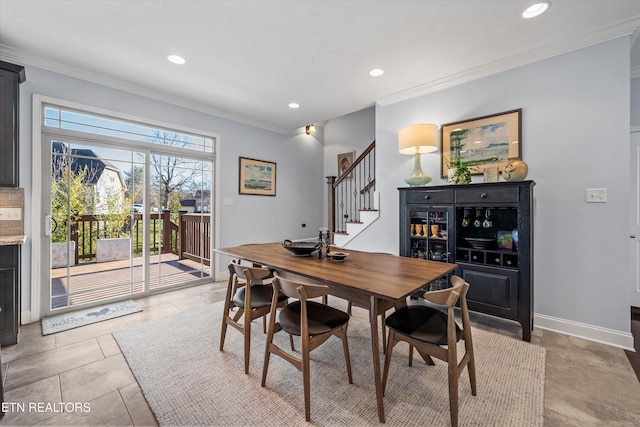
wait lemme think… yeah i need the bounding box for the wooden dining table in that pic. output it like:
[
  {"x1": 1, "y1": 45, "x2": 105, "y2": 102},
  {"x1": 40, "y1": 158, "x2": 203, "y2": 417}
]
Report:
[{"x1": 215, "y1": 241, "x2": 457, "y2": 423}]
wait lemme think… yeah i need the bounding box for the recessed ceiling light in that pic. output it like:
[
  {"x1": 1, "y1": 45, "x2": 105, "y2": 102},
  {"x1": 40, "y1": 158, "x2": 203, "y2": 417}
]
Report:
[
  {"x1": 522, "y1": 1, "x2": 551, "y2": 19},
  {"x1": 288, "y1": 102, "x2": 300, "y2": 109},
  {"x1": 167, "y1": 54, "x2": 186, "y2": 65},
  {"x1": 369, "y1": 68, "x2": 384, "y2": 77}
]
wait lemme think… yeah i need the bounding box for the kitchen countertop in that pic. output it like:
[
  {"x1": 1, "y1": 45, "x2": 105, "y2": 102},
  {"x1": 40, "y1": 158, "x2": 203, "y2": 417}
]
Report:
[{"x1": 0, "y1": 235, "x2": 26, "y2": 246}]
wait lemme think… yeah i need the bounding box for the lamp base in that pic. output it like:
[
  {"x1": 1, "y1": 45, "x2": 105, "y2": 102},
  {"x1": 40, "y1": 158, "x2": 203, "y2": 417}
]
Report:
[
  {"x1": 404, "y1": 174, "x2": 432, "y2": 186},
  {"x1": 404, "y1": 151, "x2": 432, "y2": 186}
]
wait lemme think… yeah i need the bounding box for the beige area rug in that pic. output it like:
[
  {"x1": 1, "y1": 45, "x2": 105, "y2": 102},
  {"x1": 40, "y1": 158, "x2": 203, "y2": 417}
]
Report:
[{"x1": 113, "y1": 301, "x2": 545, "y2": 426}]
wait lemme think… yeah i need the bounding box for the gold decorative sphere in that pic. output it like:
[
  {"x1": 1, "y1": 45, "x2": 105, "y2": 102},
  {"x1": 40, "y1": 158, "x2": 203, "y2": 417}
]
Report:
[{"x1": 503, "y1": 159, "x2": 528, "y2": 181}]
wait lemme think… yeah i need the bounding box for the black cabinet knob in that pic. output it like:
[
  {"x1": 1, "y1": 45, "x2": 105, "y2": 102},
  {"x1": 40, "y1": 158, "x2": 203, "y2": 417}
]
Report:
[
  {"x1": 424, "y1": 194, "x2": 430, "y2": 199},
  {"x1": 480, "y1": 193, "x2": 487, "y2": 198}
]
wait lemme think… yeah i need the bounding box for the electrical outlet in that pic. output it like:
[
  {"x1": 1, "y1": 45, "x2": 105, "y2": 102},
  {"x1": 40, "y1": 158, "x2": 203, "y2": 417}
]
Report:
[
  {"x1": 585, "y1": 188, "x2": 607, "y2": 203},
  {"x1": 0, "y1": 207, "x2": 22, "y2": 220}
]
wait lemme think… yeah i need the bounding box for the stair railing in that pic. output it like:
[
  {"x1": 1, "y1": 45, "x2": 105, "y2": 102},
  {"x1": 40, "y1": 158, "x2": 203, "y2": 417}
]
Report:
[{"x1": 327, "y1": 141, "x2": 376, "y2": 236}]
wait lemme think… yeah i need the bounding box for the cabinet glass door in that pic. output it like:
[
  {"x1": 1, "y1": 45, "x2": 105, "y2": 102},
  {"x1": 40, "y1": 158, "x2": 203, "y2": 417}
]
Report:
[{"x1": 408, "y1": 207, "x2": 452, "y2": 293}]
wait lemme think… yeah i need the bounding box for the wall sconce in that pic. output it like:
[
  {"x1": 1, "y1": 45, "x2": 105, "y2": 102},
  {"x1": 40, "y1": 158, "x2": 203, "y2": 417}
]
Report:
[
  {"x1": 398, "y1": 123, "x2": 439, "y2": 186},
  {"x1": 305, "y1": 125, "x2": 317, "y2": 135}
]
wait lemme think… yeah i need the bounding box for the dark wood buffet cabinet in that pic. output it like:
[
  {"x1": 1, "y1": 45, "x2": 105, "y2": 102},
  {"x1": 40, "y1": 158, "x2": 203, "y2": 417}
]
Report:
[{"x1": 399, "y1": 181, "x2": 535, "y2": 341}]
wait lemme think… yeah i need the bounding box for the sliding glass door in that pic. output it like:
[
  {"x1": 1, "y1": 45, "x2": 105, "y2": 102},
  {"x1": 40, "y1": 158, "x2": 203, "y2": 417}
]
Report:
[{"x1": 40, "y1": 104, "x2": 216, "y2": 316}]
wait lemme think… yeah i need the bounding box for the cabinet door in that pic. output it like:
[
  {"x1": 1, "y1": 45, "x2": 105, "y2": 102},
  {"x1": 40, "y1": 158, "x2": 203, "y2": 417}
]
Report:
[
  {"x1": 404, "y1": 206, "x2": 453, "y2": 261},
  {"x1": 0, "y1": 267, "x2": 13, "y2": 332},
  {"x1": 0, "y1": 69, "x2": 19, "y2": 187},
  {"x1": 458, "y1": 263, "x2": 519, "y2": 319},
  {"x1": 0, "y1": 246, "x2": 18, "y2": 346}
]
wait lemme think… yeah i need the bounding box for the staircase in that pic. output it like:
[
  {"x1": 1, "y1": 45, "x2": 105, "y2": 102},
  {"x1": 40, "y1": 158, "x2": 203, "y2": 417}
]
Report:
[
  {"x1": 332, "y1": 192, "x2": 379, "y2": 247},
  {"x1": 327, "y1": 141, "x2": 378, "y2": 247}
]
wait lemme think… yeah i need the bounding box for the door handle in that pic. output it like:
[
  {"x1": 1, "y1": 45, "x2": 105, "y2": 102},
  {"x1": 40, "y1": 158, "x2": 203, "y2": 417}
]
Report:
[{"x1": 45, "y1": 215, "x2": 57, "y2": 236}]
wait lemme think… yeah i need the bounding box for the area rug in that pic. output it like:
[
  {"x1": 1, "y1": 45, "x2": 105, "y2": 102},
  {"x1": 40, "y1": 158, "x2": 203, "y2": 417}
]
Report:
[
  {"x1": 42, "y1": 299, "x2": 142, "y2": 335},
  {"x1": 113, "y1": 301, "x2": 545, "y2": 426}
]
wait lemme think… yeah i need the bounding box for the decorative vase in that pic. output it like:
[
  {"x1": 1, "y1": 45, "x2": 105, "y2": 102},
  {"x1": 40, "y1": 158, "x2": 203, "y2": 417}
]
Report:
[{"x1": 503, "y1": 159, "x2": 528, "y2": 181}]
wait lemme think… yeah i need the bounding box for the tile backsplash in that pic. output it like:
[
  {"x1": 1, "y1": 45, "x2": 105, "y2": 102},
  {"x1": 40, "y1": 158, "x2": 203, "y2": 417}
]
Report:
[{"x1": 0, "y1": 188, "x2": 24, "y2": 236}]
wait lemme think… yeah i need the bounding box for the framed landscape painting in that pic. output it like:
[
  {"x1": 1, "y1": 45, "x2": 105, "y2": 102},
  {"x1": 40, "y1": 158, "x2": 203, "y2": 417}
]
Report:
[
  {"x1": 440, "y1": 109, "x2": 522, "y2": 177},
  {"x1": 239, "y1": 157, "x2": 276, "y2": 196}
]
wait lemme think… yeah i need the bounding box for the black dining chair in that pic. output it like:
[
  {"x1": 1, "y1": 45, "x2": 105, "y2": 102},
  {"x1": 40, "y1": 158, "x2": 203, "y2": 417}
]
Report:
[
  {"x1": 262, "y1": 273, "x2": 353, "y2": 422},
  {"x1": 382, "y1": 275, "x2": 477, "y2": 427}
]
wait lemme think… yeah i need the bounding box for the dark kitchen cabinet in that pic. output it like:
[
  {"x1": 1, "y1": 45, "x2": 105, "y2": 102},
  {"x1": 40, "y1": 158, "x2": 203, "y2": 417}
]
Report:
[
  {"x1": 399, "y1": 181, "x2": 535, "y2": 341},
  {"x1": 0, "y1": 245, "x2": 20, "y2": 346},
  {"x1": 0, "y1": 61, "x2": 26, "y2": 187}
]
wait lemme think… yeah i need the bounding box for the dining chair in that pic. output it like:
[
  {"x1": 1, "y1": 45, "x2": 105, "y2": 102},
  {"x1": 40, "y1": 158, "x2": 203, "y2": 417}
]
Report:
[
  {"x1": 262, "y1": 274, "x2": 353, "y2": 422},
  {"x1": 381, "y1": 275, "x2": 476, "y2": 427},
  {"x1": 219, "y1": 261, "x2": 288, "y2": 374}
]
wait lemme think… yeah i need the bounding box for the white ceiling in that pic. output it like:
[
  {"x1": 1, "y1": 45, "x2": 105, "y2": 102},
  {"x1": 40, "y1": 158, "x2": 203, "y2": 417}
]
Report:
[{"x1": 1, "y1": 0, "x2": 639, "y2": 134}]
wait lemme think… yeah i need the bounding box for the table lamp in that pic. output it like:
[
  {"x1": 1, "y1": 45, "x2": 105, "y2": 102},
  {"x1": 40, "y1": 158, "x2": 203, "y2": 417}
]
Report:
[{"x1": 398, "y1": 123, "x2": 439, "y2": 186}]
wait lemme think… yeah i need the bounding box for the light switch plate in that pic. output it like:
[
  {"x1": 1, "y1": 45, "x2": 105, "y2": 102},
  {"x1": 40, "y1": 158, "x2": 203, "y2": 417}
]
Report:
[
  {"x1": 585, "y1": 188, "x2": 607, "y2": 203},
  {"x1": 0, "y1": 207, "x2": 22, "y2": 220}
]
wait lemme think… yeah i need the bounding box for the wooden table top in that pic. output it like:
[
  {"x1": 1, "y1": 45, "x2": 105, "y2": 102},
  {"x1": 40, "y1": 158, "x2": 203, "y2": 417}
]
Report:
[{"x1": 216, "y1": 242, "x2": 457, "y2": 302}]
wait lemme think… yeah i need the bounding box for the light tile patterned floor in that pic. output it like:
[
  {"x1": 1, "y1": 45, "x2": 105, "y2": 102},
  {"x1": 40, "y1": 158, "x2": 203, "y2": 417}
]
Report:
[{"x1": 1, "y1": 281, "x2": 639, "y2": 426}]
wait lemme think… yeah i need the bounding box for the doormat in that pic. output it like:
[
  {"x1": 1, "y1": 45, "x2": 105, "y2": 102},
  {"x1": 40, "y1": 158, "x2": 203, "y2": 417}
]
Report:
[{"x1": 41, "y1": 299, "x2": 142, "y2": 335}]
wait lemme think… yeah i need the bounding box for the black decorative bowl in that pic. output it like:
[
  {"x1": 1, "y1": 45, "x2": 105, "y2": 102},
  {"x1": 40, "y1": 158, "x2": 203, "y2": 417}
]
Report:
[
  {"x1": 464, "y1": 237, "x2": 496, "y2": 249},
  {"x1": 328, "y1": 252, "x2": 348, "y2": 262},
  {"x1": 282, "y1": 239, "x2": 320, "y2": 256}
]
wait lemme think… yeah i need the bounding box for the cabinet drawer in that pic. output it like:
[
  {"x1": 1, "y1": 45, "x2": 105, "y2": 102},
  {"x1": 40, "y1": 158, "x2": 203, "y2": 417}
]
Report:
[
  {"x1": 405, "y1": 189, "x2": 453, "y2": 204},
  {"x1": 455, "y1": 186, "x2": 518, "y2": 203}
]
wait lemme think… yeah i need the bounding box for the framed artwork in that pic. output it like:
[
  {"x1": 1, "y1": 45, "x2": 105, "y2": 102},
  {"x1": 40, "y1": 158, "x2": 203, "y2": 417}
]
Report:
[
  {"x1": 239, "y1": 157, "x2": 276, "y2": 196},
  {"x1": 337, "y1": 151, "x2": 355, "y2": 179},
  {"x1": 440, "y1": 109, "x2": 522, "y2": 178}
]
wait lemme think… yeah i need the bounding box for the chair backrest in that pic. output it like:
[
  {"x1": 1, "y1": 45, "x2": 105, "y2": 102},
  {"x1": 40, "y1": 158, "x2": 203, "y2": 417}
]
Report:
[
  {"x1": 273, "y1": 274, "x2": 329, "y2": 302},
  {"x1": 422, "y1": 275, "x2": 468, "y2": 308},
  {"x1": 423, "y1": 275, "x2": 472, "y2": 341},
  {"x1": 228, "y1": 261, "x2": 271, "y2": 282}
]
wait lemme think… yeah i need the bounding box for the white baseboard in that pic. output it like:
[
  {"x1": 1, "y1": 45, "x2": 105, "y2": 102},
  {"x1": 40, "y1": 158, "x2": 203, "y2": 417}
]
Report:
[{"x1": 534, "y1": 313, "x2": 634, "y2": 351}]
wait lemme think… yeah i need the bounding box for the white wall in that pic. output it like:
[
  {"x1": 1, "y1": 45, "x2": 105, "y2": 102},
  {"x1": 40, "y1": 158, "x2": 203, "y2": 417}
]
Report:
[
  {"x1": 632, "y1": 77, "x2": 640, "y2": 126},
  {"x1": 17, "y1": 65, "x2": 324, "y2": 318},
  {"x1": 347, "y1": 37, "x2": 633, "y2": 346},
  {"x1": 322, "y1": 107, "x2": 375, "y2": 226}
]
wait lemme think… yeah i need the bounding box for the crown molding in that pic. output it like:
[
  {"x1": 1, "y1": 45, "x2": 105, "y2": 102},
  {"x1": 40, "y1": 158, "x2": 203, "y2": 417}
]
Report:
[
  {"x1": 0, "y1": 45, "x2": 289, "y2": 135},
  {"x1": 377, "y1": 16, "x2": 640, "y2": 107}
]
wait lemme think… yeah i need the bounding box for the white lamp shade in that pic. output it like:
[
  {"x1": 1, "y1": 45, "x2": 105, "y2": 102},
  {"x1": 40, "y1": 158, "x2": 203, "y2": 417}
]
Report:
[{"x1": 398, "y1": 123, "x2": 439, "y2": 155}]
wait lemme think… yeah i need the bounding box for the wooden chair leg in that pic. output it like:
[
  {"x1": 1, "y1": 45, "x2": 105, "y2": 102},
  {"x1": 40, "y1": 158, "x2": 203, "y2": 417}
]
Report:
[
  {"x1": 381, "y1": 313, "x2": 387, "y2": 353},
  {"x1": 219, "y1": 297, "x2": 233, "y2": 351},
  {"x1": 448, "y1": 343, "x2": 460, "y2": 427},
  {"x1": 302, "y1": 342, "x2": 311, "y2": 422},
  {"x1": 263, "y1": 315, "x2": 267, "y2": 334},
  {"x1": 468, "y1": 344, "x2": 477, "y2": 396},
  {"x1": 243, "y1": 314, "x2": 251, "y2": 374},
  {"x1": 408, "y1": 344, "x2": 413, "y2": 367},
  {"x1": 347, "y1": 301, "x2": 352, "y2": 315},
  {"x1": 340, "y1": 324, "x2": 353, "y2": 384},
  {"x1": 382, "y1": 330, "x2": 395, "y2": 395}
]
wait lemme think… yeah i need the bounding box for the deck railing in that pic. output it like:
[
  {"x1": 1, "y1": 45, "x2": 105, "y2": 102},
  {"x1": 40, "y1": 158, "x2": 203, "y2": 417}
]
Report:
[
  {"x1": 179, "y1": 212, "x2": 211, "y2": 266},
  {"x1": 67, "y1": 211, "x2": 209, "y2": 265},
  {"x1": 327, "y1": 141, "x2": 376, "y2": 234}
]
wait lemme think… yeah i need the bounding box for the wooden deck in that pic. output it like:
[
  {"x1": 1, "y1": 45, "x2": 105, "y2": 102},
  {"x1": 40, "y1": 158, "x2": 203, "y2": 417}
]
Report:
[{"x1": 51, "y1": 254, "x2": 211, "y2": 309}]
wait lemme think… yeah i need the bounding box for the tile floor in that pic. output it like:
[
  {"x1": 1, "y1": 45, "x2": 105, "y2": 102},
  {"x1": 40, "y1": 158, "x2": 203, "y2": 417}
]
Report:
[{"x1": 1, "y1": 281, "x2": 639, "y2": 426}]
